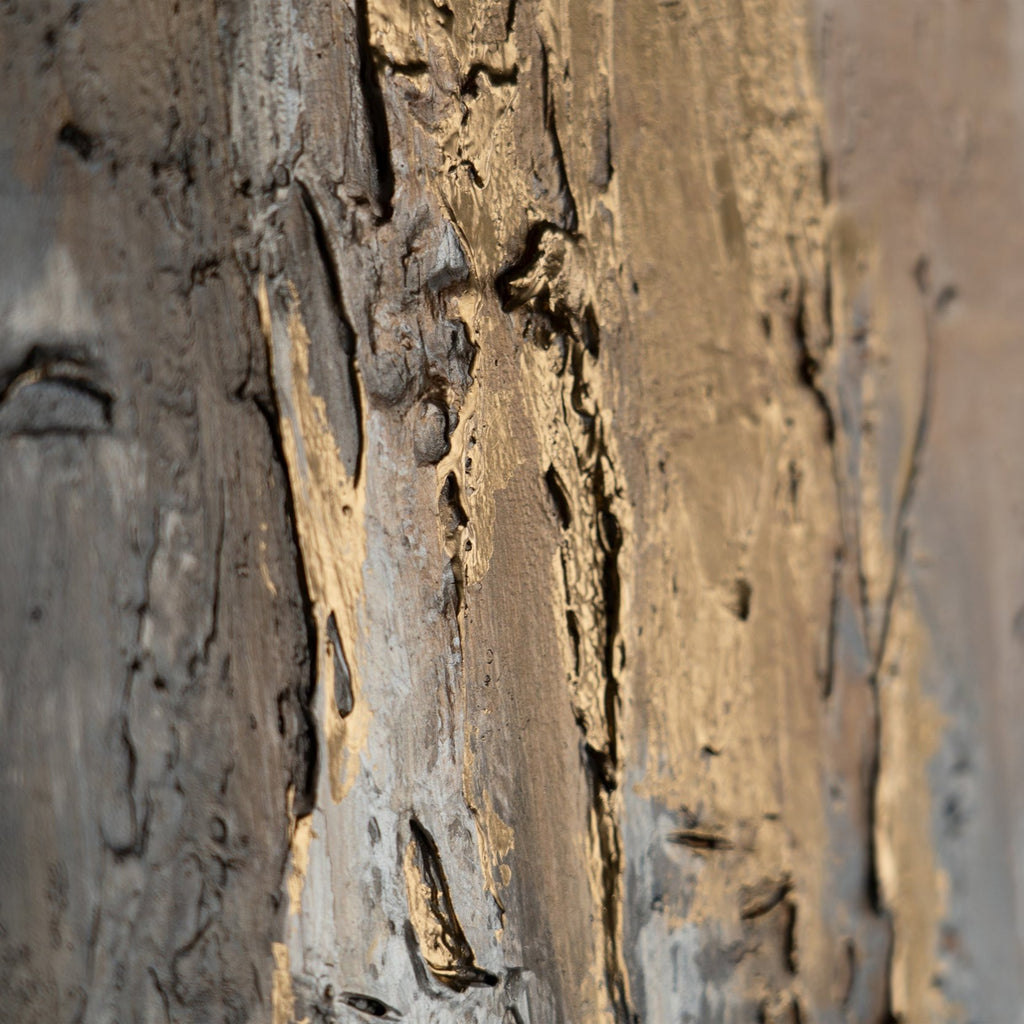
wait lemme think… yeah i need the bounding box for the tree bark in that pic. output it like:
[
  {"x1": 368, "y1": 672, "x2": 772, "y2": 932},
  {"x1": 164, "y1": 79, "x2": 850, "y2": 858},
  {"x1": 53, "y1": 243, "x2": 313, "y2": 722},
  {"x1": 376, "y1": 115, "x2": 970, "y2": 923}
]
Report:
[{"x1": 1, "y1": 1, "x2": 1021, "y2": 1022}]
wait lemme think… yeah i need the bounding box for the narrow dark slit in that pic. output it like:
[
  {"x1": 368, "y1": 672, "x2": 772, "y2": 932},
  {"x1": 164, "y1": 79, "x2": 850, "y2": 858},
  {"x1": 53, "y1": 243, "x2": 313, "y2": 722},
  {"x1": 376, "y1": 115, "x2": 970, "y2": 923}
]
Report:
[
  {"x1": 326, "y1": 611, "x2": 354, "y2": 717},
  {"x1": 353, "y1": 0, "x2": 395, "y2": 219},
  {"x1": 545, "y1": 464, "x2": 573, "y2": 528}
]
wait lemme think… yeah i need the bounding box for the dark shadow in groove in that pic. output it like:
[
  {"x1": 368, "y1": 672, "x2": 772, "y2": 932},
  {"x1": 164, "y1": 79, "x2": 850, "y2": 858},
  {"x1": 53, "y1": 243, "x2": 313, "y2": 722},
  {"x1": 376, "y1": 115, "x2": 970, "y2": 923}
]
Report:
[
  {"x1": 295, "y1": 180, "x2": 365, "y2": 485},
  {"x1": 405, "y1": 818, "x2": 499, "y2": 992},
  {"x1": 539, "y1": 43, "x2": 578, "y2": 233},
  {"x1": 58, "y1": 121, "x2": 96, "y2": 160},
  {"x1": 341, "y1": 991, "x2": 402, "y2": 1019},
  {"x1": 545, "y1": 464, "x2": 573, "y2": 529},
  {"x1": 353, "y1": 0, "x2": 395, "y2": 220},
  {"x1": 252, "y1": 386, "x2": 319, "y2": 818},
  {"x1": 791, "y1": 284, "x2": 835, "y2": 443},
  {"x1": 326, "y1": 611, "x2": 354, "y2": 717}
]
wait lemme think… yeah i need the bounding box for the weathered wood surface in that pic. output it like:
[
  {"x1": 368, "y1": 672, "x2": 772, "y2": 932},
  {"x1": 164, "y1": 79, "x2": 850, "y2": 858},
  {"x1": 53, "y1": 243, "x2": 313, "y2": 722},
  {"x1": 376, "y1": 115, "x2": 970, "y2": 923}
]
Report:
[{"x1": 1, "y1": 1, "x2": 1021, "y2": 1022}]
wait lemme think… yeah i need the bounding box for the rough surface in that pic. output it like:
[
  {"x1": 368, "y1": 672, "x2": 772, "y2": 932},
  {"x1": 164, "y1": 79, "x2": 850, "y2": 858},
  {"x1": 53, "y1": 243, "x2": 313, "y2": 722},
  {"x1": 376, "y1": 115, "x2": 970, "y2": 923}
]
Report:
[{"x1": 1, "y1": 1, "x2": 1021, "y2": 1022}]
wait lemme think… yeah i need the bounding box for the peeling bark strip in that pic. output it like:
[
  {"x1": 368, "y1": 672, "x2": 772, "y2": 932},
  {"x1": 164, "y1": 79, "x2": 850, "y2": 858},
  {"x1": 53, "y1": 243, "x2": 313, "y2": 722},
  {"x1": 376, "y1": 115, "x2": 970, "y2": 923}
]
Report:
[
  {"x1": 257, "y1": 274, "x2": 369, "y2": 806},
  {"x1": 252, "y1": 341, "x2": 322, "y2": 821}
]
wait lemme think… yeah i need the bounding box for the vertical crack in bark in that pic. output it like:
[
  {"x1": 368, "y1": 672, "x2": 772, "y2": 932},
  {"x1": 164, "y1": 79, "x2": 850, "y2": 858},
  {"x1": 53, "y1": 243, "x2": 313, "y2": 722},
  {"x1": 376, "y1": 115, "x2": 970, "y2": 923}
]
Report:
[
  {"x1": 538, "y1": 45, "x2": 579, "y2": 234},
  {"x1": 500, "y1": 230, "x2": 635, "y2": 1022},
  {"x1": 504, "y1": 0, "x2": 517, "y2": 40},
  {"x1": 569, "y1": 378, "x2": 633, "y2": 1024},
  {"x1": 353, "y1": 0, "x2": 395, "y2": 220},
  {"x1": 787, "y1": 269, "x2": 844, "y2": 707},
  {"x1": 99, "y1": 713, "x2": 141, "y2": 857},
  {"x1": 439, "y1": 471, "x2": 468, "y2": 620},
  {"x1": 545, "y1": 463, "x2": 573, "y2": 529},
  {"x1": 326, "y1": 610, "x2": 354, "y2": 718},
  {"x1": 252, "y1": 385, "x2": 320, "y2": 819},
  {"x1": 102, "y1": 514, "x2": 161, "y2": 858},
  {"x1": 197, "y1": 485, "x2": 226, "y2": 672},
  {"x1": 791, "y1": 280, "x2": 836, "y2": 444},
  {"x1": 821, "y1": 546, "x2": 842, "y2": 699},
  {"x1": 295, "y1": 179, "x2": 365, "y2": 485}
]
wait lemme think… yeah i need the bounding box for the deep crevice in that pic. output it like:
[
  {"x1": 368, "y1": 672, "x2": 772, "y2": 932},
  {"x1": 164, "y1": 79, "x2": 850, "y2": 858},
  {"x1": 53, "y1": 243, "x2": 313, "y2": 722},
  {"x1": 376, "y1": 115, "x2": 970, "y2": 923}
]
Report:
[
  {"x1": 504, "y1": 0, "x2": 517, "y2": 38},
  {"x1": 602, "y1": 115, "x2": 615, "y2": 189},
  {"x1": 354, "y1": 0, "x2": 395, "y2": 220},
  {"x1": 326, "y1": 611, "x2": 354, "y2": 718},
  {"x1": 791, "y1": 285, "x2": 835, "y2": 443},
  {"x1": 594, "y1": 460, "x2": 622, "y2": 769},
  {"x1": 730, "y1": 577, "x2": 752, "y2": 622},
  {"x1": 739, "y1": 875, "x2": 793, "y2": 920},
  {"x1": 581, "y1": 303, "x2": 601, "y2": 357},
  {"x1": 404, "y1": 818, "x2": 498, "y2": 992},
  {"x1": 821, "y1": 548, "x2": 842, "y2": 699},
  {"x1": 373, "y1": 52, "x2": 430, "y2": 78},
  {"x1": 58, "y1": 121, "x2": 96, "y2": 160},
  {"x1": 783, "y1": 899, "x2": 798, "y2": 975},
  {"x1": 439, "y1": 472, "x2": 467, "y2": 617},
  {"x1": 252, "y1": 390, "x2": 319, "y2": 818},
  {"x1": 539, "y1": 44, "x2": 579, "y2": 233},
  {"x1": 501, "y1": 200, "x2": 633, "y2": 1024},
  {"x1": 582, "y1": 751, "x2": 634, "y2": 1024},
  {"x1": 566, "y1": 609, "x2": 581, "y2": 676},
  {"x1": 668, "y1": 828, "x2": 734, "y2": 851},
  {"x1": 545, "y1": 464, "x2": 573, "y2": 529},
  {"x1": 296, "y1": 180, "x2": 365, "y2": 484},
  {"x1": 461, "y1": 62, "x2": 519, "y2": 96},
  {"x1": 433, "y1": 1, "x2": 454, "y2": 32},
  {"x1": 341, "y1": 992, "x2": 402, "y2": 1019},
  {"x1": 454, "y1": 158, "x2": 485, "y2": 189},
  {"x1": 495, "y1": 220, "x2": 573, "y2": 314}
]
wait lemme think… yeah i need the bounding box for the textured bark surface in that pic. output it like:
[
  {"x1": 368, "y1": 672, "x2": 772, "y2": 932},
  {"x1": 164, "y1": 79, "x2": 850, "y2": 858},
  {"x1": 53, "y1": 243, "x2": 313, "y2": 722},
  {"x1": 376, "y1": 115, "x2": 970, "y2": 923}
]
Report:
[{"x1": 1, "y1": 1, "x2": 1021, "y2": 1023}]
